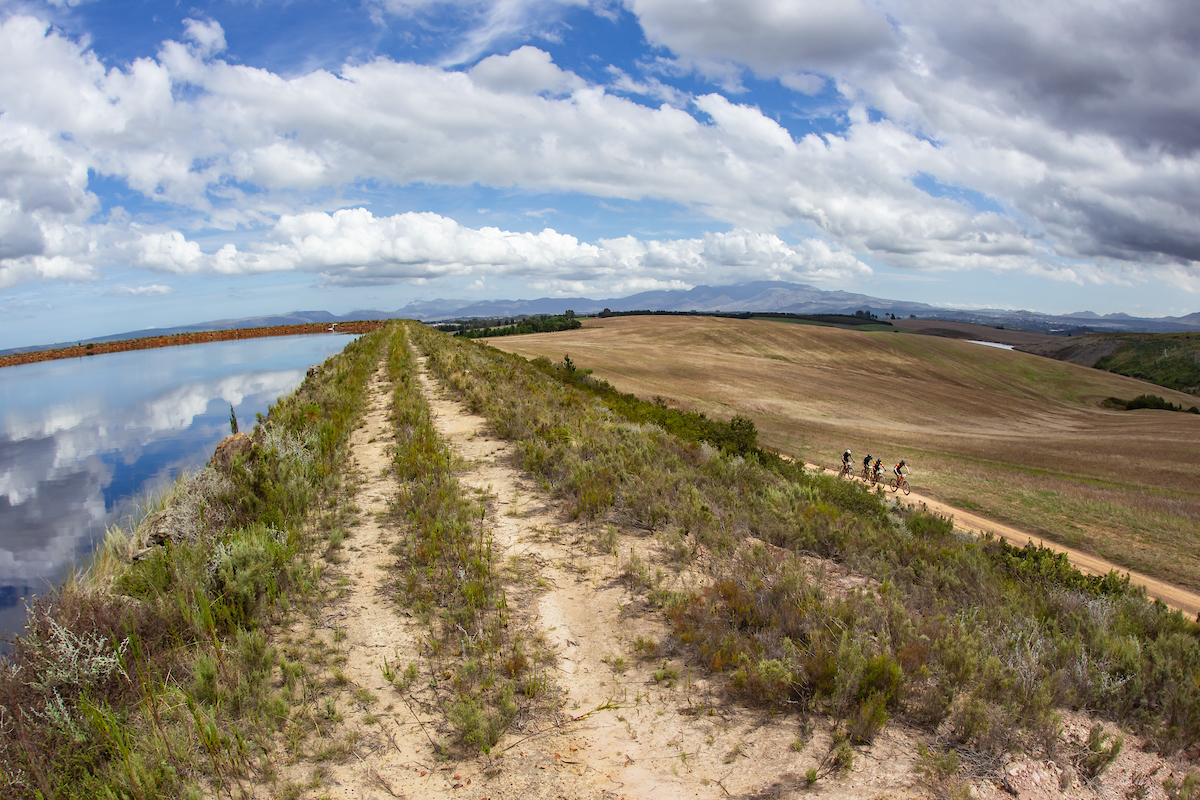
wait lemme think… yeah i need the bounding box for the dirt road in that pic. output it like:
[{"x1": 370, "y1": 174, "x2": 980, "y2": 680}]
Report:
[
  {"x1": 260, "y1": 349, "x2": 930, "y2": 799},
  {"x1": 247, "y1": 344, "x2": 1188, "y2": 800},
  {"x1": 813, "y1": 463, "x2": 1200, "y2": 618}
]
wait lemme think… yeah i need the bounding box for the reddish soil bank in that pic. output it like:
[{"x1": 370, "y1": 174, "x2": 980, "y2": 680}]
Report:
[{"x1": 0, "y1": 321, "x2": 388, "y2": 370}]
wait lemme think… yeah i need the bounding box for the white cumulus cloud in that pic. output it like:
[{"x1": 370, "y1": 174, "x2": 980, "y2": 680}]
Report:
[
  {"x1": 123, "y1": 209, "x2": 871, "y2": 291},
  {"x1": 1, "y1": 7, "x2": 1197, "y2": 301}
]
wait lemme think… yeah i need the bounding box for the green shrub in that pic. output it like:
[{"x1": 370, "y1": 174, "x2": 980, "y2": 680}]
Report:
[{"x1": 1076, "y1": 723, "x2": 1123, "y2": 778}]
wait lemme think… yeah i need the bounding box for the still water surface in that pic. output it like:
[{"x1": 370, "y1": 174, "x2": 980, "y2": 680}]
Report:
[{"x1": 0, "y1": 334, "x2": 353, "y2": 641}]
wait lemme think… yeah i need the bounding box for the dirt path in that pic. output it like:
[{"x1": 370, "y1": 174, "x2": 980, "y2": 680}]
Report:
[
  {"x1": 250, "y1": 349, "x2": 1191, "y2": 800},
  {"x1": 812, "y1": 463, "x2": 1200, "y2": 618},
  {"x1": 261, "y1": 351, "x2": 931, "y2": 799},
  {"x1": 409, "y1": 359, "x2": 930, "y2": 799}
]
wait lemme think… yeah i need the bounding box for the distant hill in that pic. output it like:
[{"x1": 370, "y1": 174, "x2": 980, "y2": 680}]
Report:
[
  {"x1": 4, "y1": 281, "x2": 1198, "y2": 356},
  {"x1": 396, "y1": 281, "x2": 938, "y2": 320},
  {"x1": 1019, "y1": 332, "x2": 1200, "y2": 395}
]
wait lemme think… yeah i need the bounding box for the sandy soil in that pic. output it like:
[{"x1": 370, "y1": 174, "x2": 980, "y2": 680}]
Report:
[{"x1": 246, "y1": 344, "x2": 1196, "y2": 800}]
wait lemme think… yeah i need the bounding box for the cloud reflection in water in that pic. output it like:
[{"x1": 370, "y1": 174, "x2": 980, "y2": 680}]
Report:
[{"x1": 0, "y1": 335, "x2": 351, "y2": 636}]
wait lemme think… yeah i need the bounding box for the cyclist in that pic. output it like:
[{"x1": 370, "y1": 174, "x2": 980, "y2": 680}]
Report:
[
  {"x1": 841, "y1": 449, "x2": 853, "y2": 477},
  {"x1": 893, "y1": 459, "x2": 908, "y2": 480},
  {"x1": 872, "y1": 458, "x2": 883, "y2": 482},
  {"x1": 862, "y1": 452, "x2": 873, "y2": 472}
]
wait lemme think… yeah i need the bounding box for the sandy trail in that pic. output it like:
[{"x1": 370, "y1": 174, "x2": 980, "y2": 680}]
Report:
[
  {"x1": 252, "y1": 347, "x2": 1190, "y2": 800},
  {"x1": 812, "y1": 463, "x2": 1200, "y2": 618},
  {"x1": 409, "y1": 358, "x2": 928, "y2": 799},
  {"x1": 263, "y1": 353, "x2": 917, "y2": 800}
]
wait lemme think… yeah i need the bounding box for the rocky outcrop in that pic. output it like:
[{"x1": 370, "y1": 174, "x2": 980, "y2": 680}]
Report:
[{"x1": 210, "y1": 432, "x2": 255, "y2": 473}]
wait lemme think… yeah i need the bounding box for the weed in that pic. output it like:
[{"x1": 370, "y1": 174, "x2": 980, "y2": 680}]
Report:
[
  {"x1": 1075, "y1": 724, "x2": 1123, "y2": 779},
  {"x1": 653, "y1": 661, "x2": 680, "y2": 686}
]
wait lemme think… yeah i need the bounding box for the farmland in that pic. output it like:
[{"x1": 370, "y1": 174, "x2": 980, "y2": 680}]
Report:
[{"x1": 490, "y1": 315, "x2": 1200, "y2": 592}]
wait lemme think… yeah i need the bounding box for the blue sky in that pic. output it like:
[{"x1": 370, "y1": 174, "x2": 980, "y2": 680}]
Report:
[{"x1": 1, "y1": 0, "x2": 1198, "y2": 348}]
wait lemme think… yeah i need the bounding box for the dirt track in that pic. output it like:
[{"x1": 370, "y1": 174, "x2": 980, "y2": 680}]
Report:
[
  {"x1": 251, "y1": 343, "x2": 1194, "y2": 800},
  {"x1": 812, "y1": 463, "x2": 1200, "y2": 619},
  {"x1": 261, "y1": 348, "x2": 933, "y2": 799}
]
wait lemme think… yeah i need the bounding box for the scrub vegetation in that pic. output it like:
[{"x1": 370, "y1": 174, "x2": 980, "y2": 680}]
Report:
[
  {"x1": 439, "y1": 312, "x2": 582, "y2": 339},
  {"x1": 490, "y1": 315, "x2": 1200, "y2": 593},
  {"x1": 5, "y1": 318, "x2": 1200, "y2": 798},
  {"x1": 1094, "y1": 334, "x2": 1200, "y2": 395},
  {"x1": 1104, "y1": 394, "x2": 1200, "y2": 414},
  {"x1": 409, "y1": 324, "x2": 1200, "y2": 772},
  {"x1": 1023, "y1": 331, "x2": 1200, "y2": 396},
  {"x1": 0, "y1": 327, "x2": 386, "y2": 799}
]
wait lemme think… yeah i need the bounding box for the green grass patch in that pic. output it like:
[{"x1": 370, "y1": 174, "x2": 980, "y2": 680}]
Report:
[{"x1": 1094, "y1": 333, "x2": 1200, "y2": 395}]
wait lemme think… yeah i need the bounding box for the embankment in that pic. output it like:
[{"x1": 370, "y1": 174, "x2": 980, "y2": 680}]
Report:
[{"x1": 0, "y1": 321, "x2": 387, "y2": 370}]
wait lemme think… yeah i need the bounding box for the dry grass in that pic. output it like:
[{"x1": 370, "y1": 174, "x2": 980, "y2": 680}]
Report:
[{"x1": 489, "y1": 315, "x2": 1200, "y2": 590}]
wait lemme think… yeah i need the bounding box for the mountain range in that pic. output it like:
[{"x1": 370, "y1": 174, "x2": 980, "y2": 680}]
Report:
[{"x1": 5, "y1": 282, "x2": 1198, "y2": 356}]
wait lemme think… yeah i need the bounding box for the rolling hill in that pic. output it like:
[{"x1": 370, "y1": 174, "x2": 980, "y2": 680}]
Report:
[{"x1": 489, "y1": 315, "x2": 1200, "y2": 592}]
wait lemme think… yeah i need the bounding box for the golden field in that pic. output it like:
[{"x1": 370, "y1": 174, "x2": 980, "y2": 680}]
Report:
[{"x1": 489, "y1": 315, "x2": 1200, "y2": 591}]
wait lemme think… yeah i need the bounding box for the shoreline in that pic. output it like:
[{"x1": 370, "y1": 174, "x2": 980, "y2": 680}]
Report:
[{"x1": 0, "y1": 320, "x2": 389, "y2": 370}]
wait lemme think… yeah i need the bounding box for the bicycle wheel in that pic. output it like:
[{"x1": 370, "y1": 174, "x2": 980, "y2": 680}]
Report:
[
  {"x1": 901, "y1": 479, "x2": 911, "y2": 496},
  {"x1": 890, "y1": 477, "x2": 899, "y2": 492}
]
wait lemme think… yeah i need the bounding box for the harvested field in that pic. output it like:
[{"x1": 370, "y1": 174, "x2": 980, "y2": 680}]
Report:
[
  {"x1": 488, "y1": 315, "x2": 1200, "y2": 592},
  {"x1": 889, "y1": 317, "x2": 1061, "y2": 346}
]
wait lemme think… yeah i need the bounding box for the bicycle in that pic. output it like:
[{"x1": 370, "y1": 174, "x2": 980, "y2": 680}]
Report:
[
  {"x1": 838, "y1": 461, "x2": 853, "y2": 479},
  {"x1": 860, "y1": 464, "x2": 873, "y2": 482},
  {"x1": 890, "y1": 473, "x2": 911, "y2": 495}
]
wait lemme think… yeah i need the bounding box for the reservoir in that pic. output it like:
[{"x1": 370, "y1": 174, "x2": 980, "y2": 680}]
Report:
[
  {"x1": 0, "y1": 333, "x2": 353, "y2": 642},
  {"x1": 966, "y1": 340, "x2": 1015, "y2": 350}
]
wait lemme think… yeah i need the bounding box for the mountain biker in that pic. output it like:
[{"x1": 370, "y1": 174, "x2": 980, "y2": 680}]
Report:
[
  {"x1": 873, "y1": 458, "x2": 883, "y2": 481},
  {"x1": 862, "y1": 452, "x2": 873, "y2": 472},
  {"x1": 842, "y1": 449, "x2": 852, "y2": 467},
  {"x1": 893, "y1": 460, "x2": 908, "y2": 480}
]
